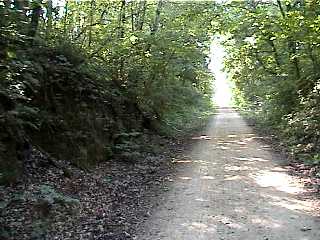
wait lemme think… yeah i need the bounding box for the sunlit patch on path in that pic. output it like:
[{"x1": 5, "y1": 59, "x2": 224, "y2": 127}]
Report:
[{"x1": 192, "y1": 135, "x2": 212, "y2": 140}]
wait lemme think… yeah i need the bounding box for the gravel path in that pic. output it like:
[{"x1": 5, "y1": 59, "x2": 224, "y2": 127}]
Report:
[{"x1": 136, "y1": 107, "x2": 320, "y2": 240}]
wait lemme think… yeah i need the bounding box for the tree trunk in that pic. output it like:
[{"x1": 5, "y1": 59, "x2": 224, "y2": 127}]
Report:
[
  {"x1": 266, "y1": 38, "x2": 281, "y2": 68},
  {"x1": 14, "y1": 0, "x2": 28, "y2": 32},
  {"x1": 14, "y1": 0, "x2": 27, "y2": 11},
  {"x1": 151, "y1": 0, "x2": 163, "y2": 34},
  {"x1": 136, "y1": 0, "x2": 147, "y2": 31},
  {"x1": 276, "y1": 0, "x2": 286, "y2": 17},
  {"x1": 46, "y1": 0, "x2": 53, "y2": 38},
  {"x1": 4, "y1": 0, "x2": 11, "y2": 9},
  {"x1": 130, "y1": 3, "x2": 135, "y2": 31},
  {"x1": 118, "y1": 0, "x2": 126, "y2": 38},
  {"x1": 276, "y1": 0, "x2": 301, "y2": 79},
  {"x1": 63, "y1": 0, "x2": 69, "y2": 36},
  {"x1": 88, "y1": 0, "x2": 95, "y2": 46},
  {"x1": 307, "y1": 45, "x2": 319, "y2": 76},
  {"x1": 288, "y1": 40, "x2": 301, "y2": 79},
  {"x1": 29, "y1": 3, "x2": 42, "y2": 40}
]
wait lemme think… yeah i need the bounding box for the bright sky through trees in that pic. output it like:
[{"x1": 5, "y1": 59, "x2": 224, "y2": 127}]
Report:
[{"x1": 209, "y1": 39, "x2": 232, "y2": 108}]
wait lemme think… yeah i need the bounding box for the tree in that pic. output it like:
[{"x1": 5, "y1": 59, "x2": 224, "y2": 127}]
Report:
[{"x1": 217, "y1": 0, "x2": 320, "y2": 160}]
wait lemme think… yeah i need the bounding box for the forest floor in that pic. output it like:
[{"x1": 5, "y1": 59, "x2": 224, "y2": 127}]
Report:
[
  {"x1": 0, "y1": 132, "x2": 189, "y2": 240},
  {"x1": 135, "y1": 107, "x2": 320, "y2": 240},
  {"x1": 1, "y1": 108, "x2": 320, "y2": 240}
]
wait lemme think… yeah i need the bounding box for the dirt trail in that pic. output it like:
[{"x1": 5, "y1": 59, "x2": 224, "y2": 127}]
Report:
[{"x1": 135, "y1": 107, "x2": 320, "y2": 240}]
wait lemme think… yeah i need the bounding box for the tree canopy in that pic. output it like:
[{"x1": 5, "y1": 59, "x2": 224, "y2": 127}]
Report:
[
  {"x1": 0, "y1": 0, "x2": 216, "y2": 183},
  {"x1": 1, "y1": 0, "x2": 320, "y2": 182},
  {"x1": 217, "y1": 0, "x2": 320, "y2": 162}
]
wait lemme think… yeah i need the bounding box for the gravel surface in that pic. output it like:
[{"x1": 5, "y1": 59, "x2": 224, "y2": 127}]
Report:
[{"x1": 136, "y1": 107, "x2": 320, "y2": 240}]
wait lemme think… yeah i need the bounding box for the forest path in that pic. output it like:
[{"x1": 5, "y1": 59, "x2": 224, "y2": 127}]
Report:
[{"x1": 135, "y1": 107, "x2": 320, "y2": 240}]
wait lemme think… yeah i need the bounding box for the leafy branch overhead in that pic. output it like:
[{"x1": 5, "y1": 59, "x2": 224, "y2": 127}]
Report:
[{"x1": 217, "y1": 0, "x2": 320, "y2": 162}]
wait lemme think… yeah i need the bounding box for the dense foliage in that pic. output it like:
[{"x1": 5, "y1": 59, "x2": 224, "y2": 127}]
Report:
[
  {"x1": 0, "y1": 0, "x2": 215, "y2": 183},
  {"x1": 217, "y1": 0, "x2": 320, "y2": 163}
]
